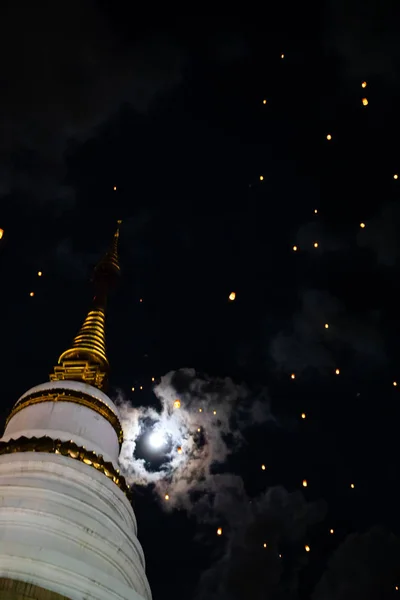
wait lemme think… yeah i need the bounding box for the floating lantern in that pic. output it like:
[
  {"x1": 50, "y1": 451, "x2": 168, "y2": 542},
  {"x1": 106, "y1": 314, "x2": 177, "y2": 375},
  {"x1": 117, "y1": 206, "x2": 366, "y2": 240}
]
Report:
[
  {"x1": 0, "y1": 228, "x2": 3, "y2": 240},
  {"x1": 326, "y1": 134, "x2": 332, "y2": 140},
  {"x1": 293, "y1": 245, "x2": 298, "y2": 252},
  {"x1": 361, "y1": 81, "x2": 367, "y2": 88},
  {"x1": 302, "y1": 479, "x2": 308, "y2": 487},
  {"x1": 335, "y1": 368, "x2": 340, "y2": 375},
  {"x1": 217, "y1": 528, "x2": 222, "y2": 536},
  {"x1": 362, "y1": 98, "x2": 368, "y2": 106},
  {"x1": 174, "y1": 399, "x2": 181, "y2": 409},
  {"x1": 29, "y1": 292, "x2": 35, "y2": 297},
  {"x1": 261, "y1": 464, "x2": 266, "y2": 470},
  {"x1": 291, "y1": 373, "x2": 296, "y2": 380},
  {"x1": 301, "y1": 413, "x2": 306, "y2": 419},
  {"x1": 313, "y1": 242, "x2": 319, "y2": 248},
  {"x1": 229, "y1": 292, "x2": 236, "y2": 301},
  {"x1": 165, "y1": 494, "x2": 169, "y2": 500},
  {"x1": 360, "y1": 222, "x2": 366, "y2": 228},
  {"x1": 324, "y1": 323, "x2": 329, "y2": 329},
  {"x1": 305, "y1": 545, "x2": 310, "y2": 552}
]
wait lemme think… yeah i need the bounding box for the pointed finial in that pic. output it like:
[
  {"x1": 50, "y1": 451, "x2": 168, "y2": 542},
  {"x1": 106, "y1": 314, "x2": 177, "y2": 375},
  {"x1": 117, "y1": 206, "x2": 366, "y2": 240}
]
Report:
[{"x1": 50, "y1": 223, "x2": 122, "y2": 391}]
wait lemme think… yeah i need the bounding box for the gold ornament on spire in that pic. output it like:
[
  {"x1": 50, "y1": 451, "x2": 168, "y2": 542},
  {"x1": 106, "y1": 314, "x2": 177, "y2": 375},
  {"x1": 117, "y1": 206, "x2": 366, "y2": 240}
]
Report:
[{"x1": 50, "y1": 221, "x2": 122, "y2": 391}]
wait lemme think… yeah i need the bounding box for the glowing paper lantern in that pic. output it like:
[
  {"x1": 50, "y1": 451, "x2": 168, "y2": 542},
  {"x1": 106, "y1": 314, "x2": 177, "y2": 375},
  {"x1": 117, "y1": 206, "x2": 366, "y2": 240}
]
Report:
[
  {"x1": 213, "y1": 410, "x2": 217, "y2": 415},
  {"x1": 281, "y1": 54, "x2": 284, "y2": 59},
  {"x1": 326, "y1": 134, "x2": 332, "y2": 140},
  {"x1": 393, "y1": 381, "x2": 397, "y2": 387},
  {"x1": 302, "y1": 479, "x2": 308, "y2": 487},
  {"x1": 38, "y1": 271, "x2": 43, "y2": 277},
  {"x1": 217, "y1": 528, "x2": 223, "y2": 536},
  {"x1": 361, "y1": 81, "x2": 367, "y2": 88},
  {"x1": 229, "y1": 292, "x2": 236, "y2": 301},
  {"x1": 165, "y1": 494, "x2": 169, "y2": 500},
  {"x1": 151, "y1": 377, "x2": 155, "y2": 382},
  {"x1": 0, "y1": 228, "x2": 3, "y2": 240},
  {"x1": 301, "y1": 413, "x2": 306, "y2": 419},
  {"x1": 314, "y1": 209, "x2": 318, "y2": 214},
  {"x1": 29, "y1": 292, "x2": 34, "y2": 297},
  {"x1": 313, "y1": 242, "x2": 319, "y2": 248},
  {"x1": 174, "y1": 399, "x2": 181, "y2": 409},
  {"x1": 305, "y1": 545, "x2": 310, "y2": 552},
  {"x1": 293, "y1": 245, "x2": 298, "y2": 252},
  {"x1": 350, "y1": 483, "x2": 355, "y2": 489},
  {"x1": 263, "y1": 99, "x2": 267, "y2": 105},
  {"x1": 131, "y1": 387, "x2": 135, "y2": 391},
  {"x1": 360, "y1": 222, "x2": 366, "y2": 228},
  {"x1": 291, "y1": 373, "x2": 296, "y2": 379},
  {"x1": 197, "y1": 428, "x2": 201, "y2": 432},
  {"x1": 259, "y1": 175, "x2": 264, "y2": 181},
  {"x1": 324, "y1": 323, "x2": 329, "y2": 329},
  {"x1": 177, "y1": 446, "x2": 182, "y2": 454},
  {"x1": 330, "y1": 529, "x2": 334, "y2": 534},
  {"x1": 113, "y1": 186, "x2": 117, "y2": 191},
  {"x1": 362, "y1": 98, "x2": 368, "y2": 106},
  {"x1": 335, "y1": 368, "x2": 340, "y2": 375},
  {"x1": 199, "y1": 408, "x2": 203, "y2": 413},
  {"x1": 263, "y1": 543, "x2": 267, "y2": 548},
  {"x1": 394, "y1": 174, "x2": 398, "y2": 180},
  {"x1": 261, "y1": 464, "x2": 266, "y2": 470}
]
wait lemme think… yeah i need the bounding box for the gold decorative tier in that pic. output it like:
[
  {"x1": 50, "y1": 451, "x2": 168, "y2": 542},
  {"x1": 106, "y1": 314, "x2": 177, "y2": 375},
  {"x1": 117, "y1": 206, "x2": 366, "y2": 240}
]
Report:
[
  {"x1": 50, "y1": 222, "x2": 121, "y2": 391},
  {"x1": 0, "y1": 436, "x2": 131, "y2": 498}
]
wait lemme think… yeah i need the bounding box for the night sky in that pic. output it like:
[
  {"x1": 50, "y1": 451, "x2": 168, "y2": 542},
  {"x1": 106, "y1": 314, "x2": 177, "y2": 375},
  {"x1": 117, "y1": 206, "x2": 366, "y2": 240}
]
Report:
[{"x1": 1, "y1": 2, "x2": 400, "y2": 599}]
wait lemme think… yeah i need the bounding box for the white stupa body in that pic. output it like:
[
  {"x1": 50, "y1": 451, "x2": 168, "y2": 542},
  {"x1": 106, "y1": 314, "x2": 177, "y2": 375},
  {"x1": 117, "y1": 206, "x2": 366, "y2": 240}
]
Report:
[{"x1": 0, "y1": 379, "x2": 151, "y2": 600}]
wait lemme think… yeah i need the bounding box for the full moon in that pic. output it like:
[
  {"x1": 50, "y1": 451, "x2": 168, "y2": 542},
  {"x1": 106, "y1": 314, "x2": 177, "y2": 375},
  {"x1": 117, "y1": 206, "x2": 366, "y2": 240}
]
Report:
[{"x1": 148, "y1": 431, "x2": 165, "y2": 450}]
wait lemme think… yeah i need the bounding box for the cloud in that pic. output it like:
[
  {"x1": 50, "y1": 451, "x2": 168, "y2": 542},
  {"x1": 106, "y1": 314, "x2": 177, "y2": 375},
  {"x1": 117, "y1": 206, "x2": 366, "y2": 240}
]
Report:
[
  {"x1": 270, "y1": 289, "x2": 385, "y2": 373},
  {"x1": 324, "y1": 0, "x2": 400, "y2": 84},
  {"x1": 195, "y1": 486, "x2": 326, "y2": 600},
  {"x1": 313, "y1": 526, "x2": 400, "y2": 600},
  {"x1": 357, "y1": 202, "x2": 400, "y2": 266},
  {"x1": 116, "y1": 368, "x2": 272, "y2": 513},
  {"x1": 0, "y1": 0, "x2": 183, "y2": 205}
]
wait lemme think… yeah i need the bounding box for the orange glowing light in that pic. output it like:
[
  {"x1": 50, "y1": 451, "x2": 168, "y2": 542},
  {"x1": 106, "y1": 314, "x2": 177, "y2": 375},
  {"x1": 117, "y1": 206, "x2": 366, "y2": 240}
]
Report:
[
  {"x1": 197, "y1": 428, "x2": 201, "y2": 432},
  {"x1": 362, "y1": 97, "x2": 368, "y2": 106},
  {"x1": 259, "y1": 175, "x2": 264, "y2": 181},
  {"x1": 326, "y1": 134, "x2": 332, "y2": 140},
  {"x1": 199, "y1": 408, "x2": 203, "y2": 413},
  {"x1": 263, "y1": 543, "x2": 267, "y2": 548},
  {"x1": 361, "y1": 81, "x2": 367, "y2": 88},
  {"x1": 165, "y1": 494, "x2": 169, "y2": 500},
  {"x1": 131, "y1": 387, "x2": 135, "y2": 391},
  {"x1": 151, "y1": 377, "x2": 155, "y2": 382},
  {"x1": 305, "y1": 545, "x2": 310, "y2": 552},
  {"x1": 174, "y1": 399, "x2": 181, "y2": 409},
  {"x1": 314, "y1": 209, "x2": 318, "y2": 214},
  {"x1": 29, "y1": 292, "x2": 34, "y2": 297},
  {"x1": 37, "y1": 271, "x2": 43, "y2": 276},
  {"x1": 324, "y1": 323, "x2": 329, "y2": 329},
  {"x1": 393, "y1": 381, "x2": 397, "y2": 387},
  {"x1": 177, "y1": 446, "x2": 182, "y2": 454},
  {"x1": 335, "y1": 368, "x2": 340, "y2": 375},
  {"x1": 350, "y1": 483, "x2": 355, "y2": 489},
  {"x1": 360, "y1": 222, "x2": 366, "y2": 228},
  {"x1": 139, "y1": 386, "x2": 143, "y2": 390},
  {"x1": 0, "y1": 228, "x2": 3, "y2": 240},
  {"x1": 330, "y1": 529, "x2": 334, "y2": 534},
  {"x1": 213, "y1": 410, "x2": 217, "y2": 415},
  {"x1": 302, "y1": 479, "x2": 308, "y2": 487},
  {"x1": 301, "y1": 413, "x2": 306, "y2": 419},
  {"x1": 313, "y1": 242, "x2": 319, "y2": 248},
  {"x1": 113, "y1": 186, "x2": 117, "y2": 191},
  {"x1": 263, "y1": 99, "x2": 267, "y2": 105},
  {"x1": 291, "y1": 373, "x2": 296, "y2": 380},
  {"x1": 261, "y1": 464, "x2": 266, "y2": 470},
  {"x1": 394, "y1": 174, "x2": 399, "y2": 180},
  {"x1": 281, "y1": 54, "x2": 284, "y2": 59},
  {"x1": 293, "y1": 245, "x2": 298, "y2": 252},
  {"x1": 229, "y1": 292, "x2": 236, "y2": 301},
  {"x1": 217, "y1": 528, "x2": 223, "y2": 536}
]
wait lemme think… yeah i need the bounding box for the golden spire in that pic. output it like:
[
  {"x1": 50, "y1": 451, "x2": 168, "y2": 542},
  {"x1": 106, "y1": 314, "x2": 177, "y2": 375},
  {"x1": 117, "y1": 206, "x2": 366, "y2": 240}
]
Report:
[{"x1": 50, "y1": 221, "x2": 122, "y2": 391}]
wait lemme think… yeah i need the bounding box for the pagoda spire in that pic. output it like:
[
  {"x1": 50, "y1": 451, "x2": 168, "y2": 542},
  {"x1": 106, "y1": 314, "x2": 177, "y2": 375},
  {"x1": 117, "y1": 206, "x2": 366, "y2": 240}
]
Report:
[{"x1": 50, "y1": 221, "x2": 122, "y2": 391}]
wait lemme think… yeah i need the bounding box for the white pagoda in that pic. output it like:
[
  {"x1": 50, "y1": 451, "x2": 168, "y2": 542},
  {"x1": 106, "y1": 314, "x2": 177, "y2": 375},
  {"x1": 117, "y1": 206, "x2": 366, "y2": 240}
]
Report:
[{"x1": 0, "y1": 223, "x2": 152, "y2": 600}]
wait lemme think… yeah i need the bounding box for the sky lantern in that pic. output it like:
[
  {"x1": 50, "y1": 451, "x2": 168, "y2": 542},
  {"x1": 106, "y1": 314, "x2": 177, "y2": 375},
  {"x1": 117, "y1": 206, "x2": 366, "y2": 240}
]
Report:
[
  {"x1": 314, "y1": 209, "x2": 318, "y2": 214},
  {"x1": 394, "y1": 174, "x2": 398, "y2": 180},
  {"x1": 165, "y1": 494, "x2": 169, "y2": 501},
  {"x1": 139, "y1": 386, "x2": 143, "y2": 390},
  {"x1": 263, "y1": 543, "x2": 267, "y2": 548},
  {"x1": 131, "y1": 387, "x2": 135, "y2": 391},
  {"x1": 290, "y1": 373, "x2": 296, "y2": 379},
  {"x1": 393, "y1": 381, "x2": 397, "y2": 387},
  {"x1": 361, "y1": 81, "x2": 367, "y2": 88},
  {"x1": 217, "y1": 528, "x2": 223, "y2": 536},
  {"x1": 281, "y1": 53, "x2": 284, "y2": 59},
  {"x1": 362, "y1": 97, "x2": 368, "y2": 106},
  {"x1": 174, "y1": 399, "x2": 181, "y2": 409},
  {"x1": 29, "y1": 292, "x2": 35, "y2": 297},
  {"x1": 360, "y1": 222, "x2": 366, "y2": 228},
  {"x1": 37, "y1": 271, "x2": 43, "y2": 277},
  {"x1": 330, "y1": 529, "x2": 334, "y2": 534},
  {"x1": 113, "y1": 186, "x2": 117, "y2": 191},
  {"x1": 324, "y1": 323, "x2": 329, "y2": 329},
  {"x1": 301, "y1": 413, "x2": 306, "y2": 419},
  {"x1": 350, "y1": 483, "x2": 355, "y2": 489},
  {"x1": 305, "y1": 545, "x2": 310, "y2": 552},
  {"x1": 302, "y1": 479, "x2": 308, "y2": 487},
  {"x1": 177, "y1": 446, "x2": 182, "y2": 454},
  {"x1": 213, "y1": 410, "x2": 217, "y2": 415},
  {"x1": 197, "y1": 427, "x2": 201, "y2": 432},
  {"x1": 229, "y1": 292, "x2": 236, "y2": 301},
  {"x1": 293, "y1": 245, "x2": 298, "y2": 252},
  {"x1": 199, "y1": 408, "x2": 203, "y2": 413},
  {"x1": 326, "y1": 134, "x2": 332, "y2": 140},
  {"x1": 335, "y1": 368, "x2": 340, "y2": 375},
  {"x1": 259, "y1": 175, "x2": 264, "y2": 181},
  {"x1": 151, "y1": 377, "x2": 155, "y2": 382},
  {"x1": 0, "y1": 228, "x2": 3, "y2": 240},
  {"x1": 261, "y1": 464, "x2": 266, "y2": 470},
  {"x1": 263, "y1": 99, "x2": 267, "y2": 105}
]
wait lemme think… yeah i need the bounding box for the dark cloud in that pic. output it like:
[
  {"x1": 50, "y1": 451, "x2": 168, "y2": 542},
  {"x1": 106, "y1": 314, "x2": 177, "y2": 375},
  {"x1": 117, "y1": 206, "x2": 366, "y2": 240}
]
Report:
[
  {"x1": 195, "y1": 486, "x2": 326, "y2": 600},
  {"x1": 0, "y1": 0, "x2": 184, "y2": 205},
  {"x1": 324, "y1": 0, "x2": 400, "y2": 83},
  {"x1": 270, "y1": 289, "x2": 385, "y2": 373},
  {"x1": 357, "y1": 202, "x2": 400, "y2": 266},
  {"x1": 313, "y1": 526, "x2": 400, "y2": 600}
]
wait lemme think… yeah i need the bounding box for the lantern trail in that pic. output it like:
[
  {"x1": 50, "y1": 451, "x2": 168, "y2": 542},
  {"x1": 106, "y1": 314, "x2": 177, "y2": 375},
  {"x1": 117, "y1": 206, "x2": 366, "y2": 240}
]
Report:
[{"x1": 0, "y1": 223, "x2": 152, "y2": 600}]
